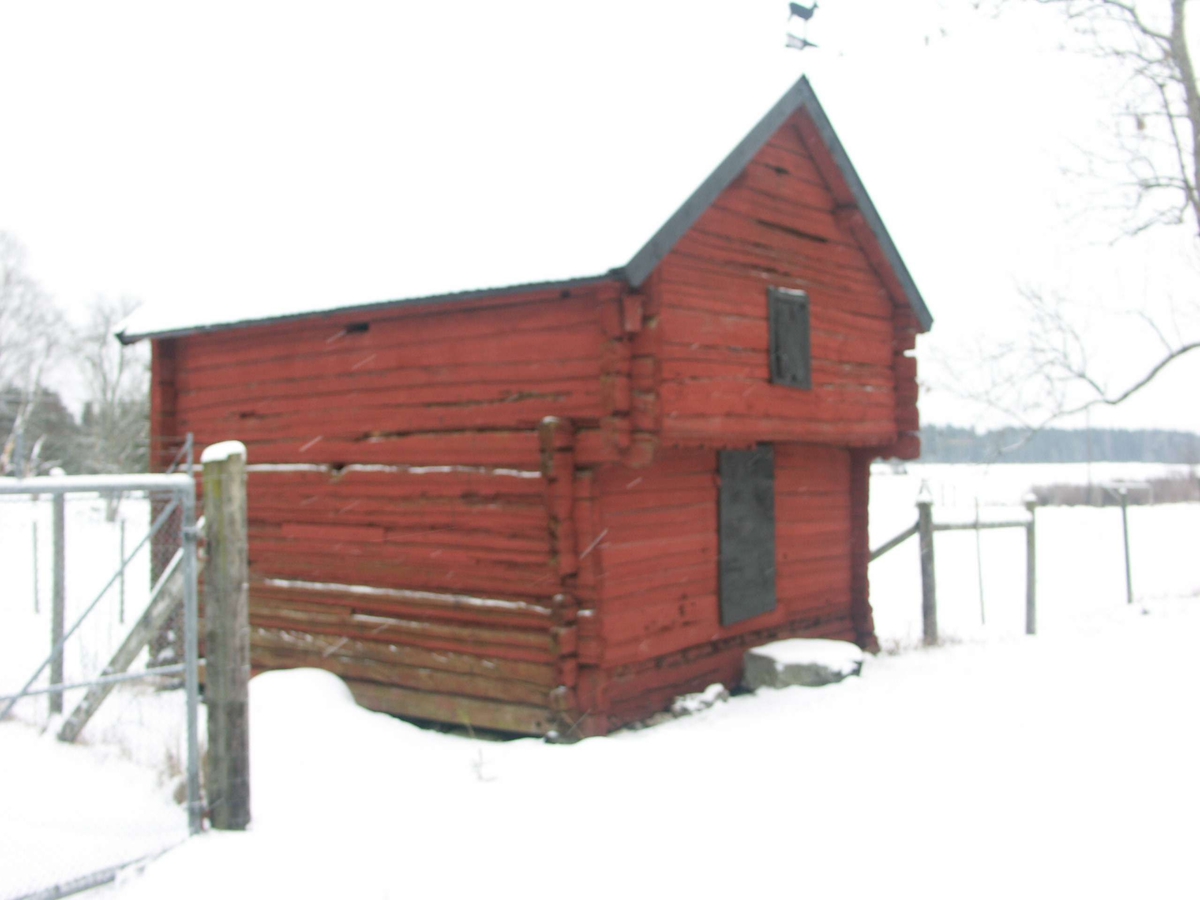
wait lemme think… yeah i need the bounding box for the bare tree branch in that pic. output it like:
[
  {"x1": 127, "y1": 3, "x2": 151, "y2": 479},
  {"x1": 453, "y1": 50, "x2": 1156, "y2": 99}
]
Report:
[
  {"x1": 0, "y1": 232, "x2": 65, "y2": 475},
  {"x1": 958, "y1": 1, "x2": 1200, "y2": 444}
]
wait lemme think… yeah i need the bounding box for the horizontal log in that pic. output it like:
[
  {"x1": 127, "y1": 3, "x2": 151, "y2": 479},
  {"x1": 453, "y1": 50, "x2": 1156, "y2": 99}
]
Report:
[
  {"x1": 737, "y1": 158, "x2": 838, "y2": 213},
  {"x1": 251, "y1": 580, "x2": 557, "y2": 627},
  {"x1": 249, "y1": 594, "x2": 558, "y2": 649},
  {"x1": 598, "y1": 493, "x2": 720, "y2": 523},
  {"x1": 760, "y1": 130, "x2": 827, "y2": 178},
  {"x1": 660, "y1": 381, "x2": 894, "y2": 421},
  {"x1": 660, "y1": 414, "x2": 895, "y2": 447},
  {"x1": 180, "y1": 326, "x2": 605, "y2": 393},
  {"x1": 671, "y1": 229, "x2": 889, "y2": 305},
  {"x1": 256, "y1": 525, "x2": 551, "y2": 564},
  {"x1": 179, "y1": 358, "x2": 603, "y2": 414},
  {"x1": 181, "y1": 294, "x2": 604, "y2": 370},
  {"x1": 181, "y1": 392, "x2": 599, "y2": 441},
  {"x1": 251, "y1": 534, "x2": 551, "y2": 572},
  {"x1": 659, "y1": 252, "x2": 892, "y2": 322},
  {"x1": 250, "y1": 551, "x2": 554, "y2": 599},
  {"x1": 600, "y1": 596, "x2": 713, "y2": 647},
  {"x1": 776, "y1": 442, "x2": 850, "y2": 468},
  {"x1": 251, "y1": 514, "x2": 550, "y2": 553},
  {"x1": 252, "y1": 644, "x2": 553, "y2": 706},
  {"x1": 345, "y1": 680, "x2": 560, "y2": 735},
  {"x1": 187, "y1": 430, "x2": 545, "y2": 467},
  {"x1": 662, "y1": 308, "x2": 893, "y2": 366},
  {"x1": 600, "y1": 505, "x2": 717, "y2": 539},
  {"x1": 698, "y1": 201, "x2": 872, "y2": 268},
  {"x1": 251, "y1": 626, "x2": 559, "y2": 685},
  {"x1": 599, "y1": 532, "x2": 716, "y2": 567},
  {"x1": 249, "y1": 611, "x2": 557, "y2": 665},
  {"x1": 600, "y1": 559, "x2": 716, "y2": 604},
  {"x1": 183, "y1": 378, "x2": 604, "y2": 423}
]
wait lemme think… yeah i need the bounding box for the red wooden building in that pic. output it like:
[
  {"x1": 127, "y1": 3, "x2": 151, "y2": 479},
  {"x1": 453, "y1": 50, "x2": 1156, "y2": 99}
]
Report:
[{"x1": 121, "y1": 77, "x2": 931, "y2": 736}]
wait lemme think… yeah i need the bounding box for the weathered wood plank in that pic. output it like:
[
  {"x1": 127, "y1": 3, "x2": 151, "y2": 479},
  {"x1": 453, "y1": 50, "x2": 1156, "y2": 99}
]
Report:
[
  {"x1": 345, "y1": 680, "x2": 558, "y2": 735},
  {"x1": 251, "y1": 627, "x2": 559, "y2": 685}
]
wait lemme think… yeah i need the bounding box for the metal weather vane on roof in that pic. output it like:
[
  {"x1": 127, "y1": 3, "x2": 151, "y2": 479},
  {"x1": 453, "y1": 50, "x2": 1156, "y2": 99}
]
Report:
[{"x1": 786, "y1": 2, "x2": 818, "y2": 51}]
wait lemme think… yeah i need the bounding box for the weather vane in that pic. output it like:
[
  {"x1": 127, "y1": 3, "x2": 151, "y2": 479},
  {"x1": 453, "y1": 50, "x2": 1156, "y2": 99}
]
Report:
[{"x1": 786, "y1": 2, "x2": 818, "y2": 51}]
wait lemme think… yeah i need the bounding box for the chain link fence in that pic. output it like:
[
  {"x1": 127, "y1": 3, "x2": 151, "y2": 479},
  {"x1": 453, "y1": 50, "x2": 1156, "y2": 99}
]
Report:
[{"x1": 0, "y1": 466, "x2": 200, "y2": 900}]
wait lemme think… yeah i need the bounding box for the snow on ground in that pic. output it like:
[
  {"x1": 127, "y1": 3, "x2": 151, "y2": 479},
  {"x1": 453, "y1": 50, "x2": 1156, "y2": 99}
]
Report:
[
  {"x1": 1, "y1": 466, "x2": 1198, "y2": 899},
  {"x1": 114, "y1": 597, "x2": 1200, "y2": 899},
  {"x1": 0, "y1": 714, "x2": 187, "y2": 899},
  {"x1": 0, "y1": 494, "x2": 193, "y2": 900}
]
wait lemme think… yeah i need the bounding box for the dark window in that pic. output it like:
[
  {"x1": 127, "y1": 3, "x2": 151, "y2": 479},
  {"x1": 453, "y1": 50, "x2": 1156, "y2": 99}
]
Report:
[
  {"x1": 769, "y1": 287, "x2": 812, "y2": 390},
  {"x1": 718, "y1": 445, "x2": 777, "y2": 626}
]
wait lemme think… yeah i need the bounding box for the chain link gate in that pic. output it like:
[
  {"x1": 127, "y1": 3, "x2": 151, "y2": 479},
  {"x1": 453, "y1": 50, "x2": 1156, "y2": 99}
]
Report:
[{"x1": 0, "y1": 465, "x2": 201, "y2": 900}]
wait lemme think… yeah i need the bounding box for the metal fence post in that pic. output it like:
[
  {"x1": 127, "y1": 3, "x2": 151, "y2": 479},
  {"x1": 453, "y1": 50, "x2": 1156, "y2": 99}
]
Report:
[
  {"x1": 1024, "y1": 494, "x2": 1037, "y2": 635},
  {"x1": 32, "y1": 521, "x2": 40, "y2": 614},
  {"x1": 51, "y1": 490, "x2": 65, "y2": 715},
  {"x1": 181, "y1": 480, "x2": 203, "y2": 835},
  {"x1": 1119, "y1": 488, "x2": 1134, "y2": 605},
  {"x1": 119, "y1": 519, "x2": 126, "y2": 624},
  {"x1": 917, "y1": 486, "x2": 937, "y2": 645},
  {"x1": 203, "y1": 441, "x2": 251, "y2": 831}
]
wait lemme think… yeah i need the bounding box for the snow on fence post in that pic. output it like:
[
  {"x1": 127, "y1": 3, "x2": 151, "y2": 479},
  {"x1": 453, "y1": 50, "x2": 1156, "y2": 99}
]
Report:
[
  {"x1": 1119, "y1": 488, "x2": 1133, "y2": 605},
  {"x1": 1024, "y1": 494, "x2": 1037, "y2": 636},
  {"x1": 202, "y1": 440, "x2": 251, "y2": 830},
  {"x1": 916, "y1": 485, "x2": 937, "y2": 645},
  {"x1": 50, "y1": 484, "x2": 66, "y2": 715}
]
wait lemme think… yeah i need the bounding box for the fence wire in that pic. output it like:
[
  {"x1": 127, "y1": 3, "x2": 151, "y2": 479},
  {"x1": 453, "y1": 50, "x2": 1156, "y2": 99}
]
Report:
[{"x1": 0, "y1": 474, "x2": 199, "y2": 900}]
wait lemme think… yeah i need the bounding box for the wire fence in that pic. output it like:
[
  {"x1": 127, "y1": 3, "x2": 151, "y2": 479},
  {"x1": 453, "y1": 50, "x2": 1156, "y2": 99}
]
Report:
[
  {"x1": 868, "y1": 464, "x2": 1200, "y2": 650},
  {"x1": 0, "y1": 467, "x2": 200, "y2": 900}
]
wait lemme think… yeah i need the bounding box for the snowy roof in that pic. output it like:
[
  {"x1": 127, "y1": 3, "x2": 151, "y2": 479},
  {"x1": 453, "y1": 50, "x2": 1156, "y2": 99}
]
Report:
[{"x1": 117, "y1": 76, "x2": 931, "y2": 344}]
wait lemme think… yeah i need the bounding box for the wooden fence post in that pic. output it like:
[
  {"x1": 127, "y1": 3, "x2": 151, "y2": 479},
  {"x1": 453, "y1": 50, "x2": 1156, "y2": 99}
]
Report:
[
  {"x1": 202, "y1": 441, "x2": 251, "y2": 830},
  {"x1": 1119, "y1": 488, "x2": 1133, "y2": 605},
  {"x1": 917, "y1": 488, "x2": 937, "y2": 645},
  {"x1": 50, "y1": 490, "x2": 65, "y2": 715},
  {"x1": 1024, "y1": 494, "x2": 1037, "y2": 635}
]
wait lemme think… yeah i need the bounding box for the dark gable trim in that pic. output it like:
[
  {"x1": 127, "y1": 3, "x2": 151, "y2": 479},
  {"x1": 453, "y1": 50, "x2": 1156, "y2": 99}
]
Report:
[
  {"x1": 798, "y1": 82, "x2": 933, "y2": 332},
  {"x1": 616, "y1": 76, "x2": 933, "y2": 332},
  {"x1": 116, "y1": 274, "x2": 616, "y2": 344}
]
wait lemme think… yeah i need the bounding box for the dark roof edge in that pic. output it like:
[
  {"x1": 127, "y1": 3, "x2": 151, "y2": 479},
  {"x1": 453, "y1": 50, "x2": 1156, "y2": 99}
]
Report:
[
  {"x1": 619, "y1": 75, "x2": 933, "y2": 332},
  {"x1": 798, "y1": 81, "x2": 933, "y2": 331},
  {"x1": 116, "y1": 273, "x2": 618, "y2": 344}
]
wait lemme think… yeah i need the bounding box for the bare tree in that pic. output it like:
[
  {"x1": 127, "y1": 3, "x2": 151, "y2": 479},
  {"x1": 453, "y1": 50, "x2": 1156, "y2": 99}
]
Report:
[
  {"x1": 0, "y1": 232, "x2": 65, "y2": 475},
  {"x1": 77, "y1": 295, "x2": 150, "y2": 475},
  {"x1": 966, "y1": 0, "x2": 1200, "y2": 430}
]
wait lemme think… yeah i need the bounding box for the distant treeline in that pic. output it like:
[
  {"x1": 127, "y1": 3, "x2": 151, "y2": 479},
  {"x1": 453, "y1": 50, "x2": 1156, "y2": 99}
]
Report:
[{"x1": 920, "y1": 425, "x2": 1200, "y2": 464}]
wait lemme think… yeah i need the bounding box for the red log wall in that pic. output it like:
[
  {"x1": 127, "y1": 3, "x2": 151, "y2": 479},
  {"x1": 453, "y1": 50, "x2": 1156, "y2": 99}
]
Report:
[
  {"x1": 573, "y1": 444, "x2": 858, "y2": 733},
  {"x1": 652, "y1": 109, "x2": 919, "y2": 453},
  {"x1": 150, "y1": 107, "x2": 925, "y2": 735},
  {"x1": 153, "y1": 286, "x2": 636, "y2": 734}
]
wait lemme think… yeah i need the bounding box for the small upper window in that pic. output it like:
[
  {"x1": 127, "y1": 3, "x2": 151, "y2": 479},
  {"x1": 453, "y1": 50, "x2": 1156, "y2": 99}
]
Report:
[{"x1": 768, "y1": 287, "x2": 812, "y2": 390}]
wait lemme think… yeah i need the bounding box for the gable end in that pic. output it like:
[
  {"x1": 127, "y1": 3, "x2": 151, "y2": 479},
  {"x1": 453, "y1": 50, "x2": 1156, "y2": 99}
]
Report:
[{"x1": 619, "y1": 76, "x2": 932, "y2": 332}]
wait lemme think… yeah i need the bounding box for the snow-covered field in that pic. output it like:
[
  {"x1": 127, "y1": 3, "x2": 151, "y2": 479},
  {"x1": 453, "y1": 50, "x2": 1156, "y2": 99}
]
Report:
[
  {"x1": 869, "y1": 462, "x2": 1200, "y2": 646},
  {"x1": 1, "y1": 464, "x2": 1198, "y2": 899}
]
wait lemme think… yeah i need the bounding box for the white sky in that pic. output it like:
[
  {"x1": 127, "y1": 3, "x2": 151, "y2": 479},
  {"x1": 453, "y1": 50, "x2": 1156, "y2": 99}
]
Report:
[{"x1": 1, "y1": 0, "x2": 1197, "y2": 432}]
